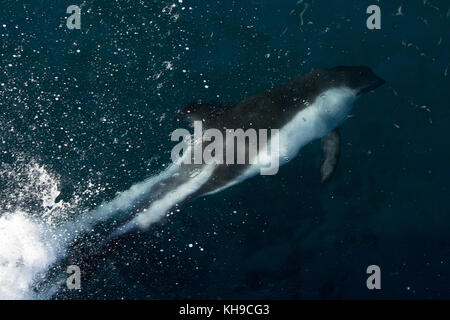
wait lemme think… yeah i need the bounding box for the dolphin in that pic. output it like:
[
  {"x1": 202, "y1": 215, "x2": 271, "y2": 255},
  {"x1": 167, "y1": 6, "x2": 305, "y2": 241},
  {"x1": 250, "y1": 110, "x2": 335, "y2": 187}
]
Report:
[
  {"x1": 123, "y1": 66, "x2": 384, "y2": 229},
  {"x1": 66, "y1": 66, "x2": 384, "y2": 273}
]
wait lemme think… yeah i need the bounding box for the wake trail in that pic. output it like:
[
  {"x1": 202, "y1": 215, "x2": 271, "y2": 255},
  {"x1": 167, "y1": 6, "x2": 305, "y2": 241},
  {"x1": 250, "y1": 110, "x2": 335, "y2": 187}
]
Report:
[{"x1": 0, "y1": 148, "x2": 212, "y2": 299}]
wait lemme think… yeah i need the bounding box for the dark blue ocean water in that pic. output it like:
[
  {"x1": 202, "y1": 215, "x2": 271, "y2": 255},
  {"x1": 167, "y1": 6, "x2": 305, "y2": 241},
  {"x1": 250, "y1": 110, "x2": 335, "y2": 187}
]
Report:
[{"x1": 0, "y1": 0, "x2": 449, "y2": 299}]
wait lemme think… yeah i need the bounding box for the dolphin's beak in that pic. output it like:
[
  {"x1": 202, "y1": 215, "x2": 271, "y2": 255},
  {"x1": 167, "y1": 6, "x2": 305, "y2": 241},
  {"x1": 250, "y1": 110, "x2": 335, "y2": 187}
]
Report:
[{"x1": 358, "y1": 76, "x2": 385, "y2": 95}]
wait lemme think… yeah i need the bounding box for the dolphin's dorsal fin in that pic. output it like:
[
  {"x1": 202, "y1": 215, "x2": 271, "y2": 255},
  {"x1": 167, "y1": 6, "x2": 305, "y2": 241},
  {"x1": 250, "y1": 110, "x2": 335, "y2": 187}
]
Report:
[
  {"x1": 174, "y1": 102, "x2": 228, "y2": 127},
  {"x1": 320, "y1": 128, "x2": 340, "y2": 183}
]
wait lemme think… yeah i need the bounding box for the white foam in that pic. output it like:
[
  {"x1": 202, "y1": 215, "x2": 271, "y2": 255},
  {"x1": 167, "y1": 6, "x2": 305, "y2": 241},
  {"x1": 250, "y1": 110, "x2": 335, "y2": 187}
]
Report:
[
  {"x1": 0, "y1": 212, "x2": 57, "y2": 299},
  {"x1": 0, "y1": 160, "x2": 74, "y2": 299}
]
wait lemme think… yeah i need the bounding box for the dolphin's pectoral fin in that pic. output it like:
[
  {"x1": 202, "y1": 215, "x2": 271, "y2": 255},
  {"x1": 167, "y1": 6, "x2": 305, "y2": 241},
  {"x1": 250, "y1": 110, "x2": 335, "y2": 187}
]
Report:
[
  {"x1": 320, "y1": 128, "x2": 341, "y2": 183},
  {"x1": 173, "y1": 102, "x2": 230, "y2": 127}
]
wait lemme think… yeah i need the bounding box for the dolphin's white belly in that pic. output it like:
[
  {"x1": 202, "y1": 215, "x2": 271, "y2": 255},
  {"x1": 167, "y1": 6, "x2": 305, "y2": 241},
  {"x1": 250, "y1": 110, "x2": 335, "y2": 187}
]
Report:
[{"x1": 278, "y1": 87, "x2": 356, "y2": 163}]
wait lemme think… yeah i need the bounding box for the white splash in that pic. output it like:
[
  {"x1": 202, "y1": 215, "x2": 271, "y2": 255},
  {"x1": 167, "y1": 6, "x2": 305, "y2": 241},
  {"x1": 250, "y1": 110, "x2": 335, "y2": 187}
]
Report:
[
  {"x1": 0, "y1": 160, "x2": 77, "y2": 299},
  {"x1": 0, "y1": 212, "x2": 57, "y2": 299}
]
